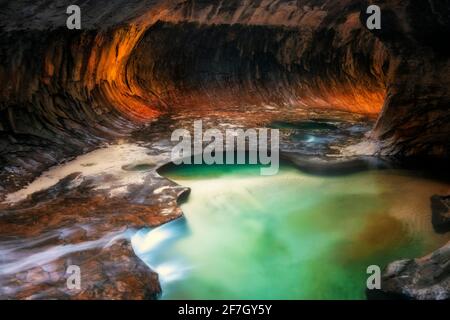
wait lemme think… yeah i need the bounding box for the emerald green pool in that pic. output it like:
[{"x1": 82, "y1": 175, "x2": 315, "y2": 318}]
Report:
[{"x1": 132, "y1": 163, "x2": 449, "y2": 300}]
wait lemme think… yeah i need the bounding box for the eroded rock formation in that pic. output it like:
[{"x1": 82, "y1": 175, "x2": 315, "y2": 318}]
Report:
[
  {"x1": 367, "y1": 0, "x2": 450, "y2": 156},
  {"x1": 0, "y1": 0, "x2": 449, "y2": 300},
  {"x1": 1, "y1": 0, "x2": 448, "y2": 196}
]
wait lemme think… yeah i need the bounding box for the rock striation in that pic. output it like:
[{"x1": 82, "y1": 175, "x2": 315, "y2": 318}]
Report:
[
  {"x1": 0, "y1": 0, "x2": 449, "y2": 300},
  {"x1": 1, "y1": 0, "x2": 449, "y2": 196}
]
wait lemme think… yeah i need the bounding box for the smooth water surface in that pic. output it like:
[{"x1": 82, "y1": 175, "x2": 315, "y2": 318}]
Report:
[{"x1": 133, "y1": 163, "x2": 449, "y2": 299}]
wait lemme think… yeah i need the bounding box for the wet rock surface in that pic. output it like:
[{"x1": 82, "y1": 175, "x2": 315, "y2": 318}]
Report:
[
  {"x1": 0, "y1": 0, "x2": 449, "y2": 300},
  {"x1": 0, "y1": 106, "x2": 449, "y2": 300},
  {"x1": 0, "y1": 107, "x2": 376, "y2": 300},
  {"x1": 0, "y1": 167, "x2": 184, "y2": 299},
  {"x1": 370, "y1": 241, "x2": 450, "y2": 300}
]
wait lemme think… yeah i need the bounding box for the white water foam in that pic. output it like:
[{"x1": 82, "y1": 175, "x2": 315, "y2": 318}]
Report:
[{"x1": 0, "y1": 230, "x2": 128, "y2": 275}]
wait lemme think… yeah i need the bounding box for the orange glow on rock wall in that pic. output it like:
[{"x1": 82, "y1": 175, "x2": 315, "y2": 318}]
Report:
[{"x1": 38, "y1": 4, "x2": 388, "y2": 121}]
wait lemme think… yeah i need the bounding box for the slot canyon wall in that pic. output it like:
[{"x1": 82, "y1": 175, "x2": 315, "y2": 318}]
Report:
[{"x1": 0, "y1": 0, "x2": 449, "y2": 195}]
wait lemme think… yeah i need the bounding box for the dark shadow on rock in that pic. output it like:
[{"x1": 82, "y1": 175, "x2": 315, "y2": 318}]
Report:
[{"x1": 431, "y1": 195, "x2": 450, "y2": 234}]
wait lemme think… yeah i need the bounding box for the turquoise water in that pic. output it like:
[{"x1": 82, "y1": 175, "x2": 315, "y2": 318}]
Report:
[{"x1": 133, "y1": 163, "x2": 449, "y2": 300}]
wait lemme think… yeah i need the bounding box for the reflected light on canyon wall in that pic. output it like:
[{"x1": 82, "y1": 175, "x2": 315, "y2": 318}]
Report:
[
  {"x1": 38, "y1": 3, "x2": 388, "y2": 121},
  {"x1": 3, "y1": 0, "x2": 447, "y2": 170},
  {"x1": 2, "y1": 1, "x2": 389, "y2": 132},
  {"x1": 42, "y1": 23, "x2": 161, "y2": 120}
]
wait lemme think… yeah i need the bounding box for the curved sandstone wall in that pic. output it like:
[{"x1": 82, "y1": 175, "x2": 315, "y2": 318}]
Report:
[
  {"x1": 366, "y1": 0, "x2": 450, "y2": 156},
  {"x1": 0, "y1": 0, "x2": 448, "y2": 193},
  {"x1": 128, "y1": 20, "x2": 387, "y2": 114}
]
